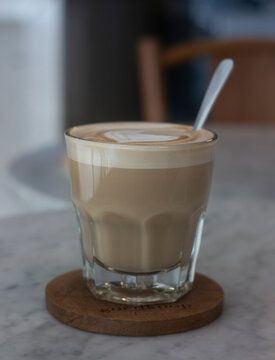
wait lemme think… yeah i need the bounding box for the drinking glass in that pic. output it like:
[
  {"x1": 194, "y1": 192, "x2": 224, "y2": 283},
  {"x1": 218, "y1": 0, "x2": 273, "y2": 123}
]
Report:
[{"x1": 65, "y1": 123, "x2": 217, "y2": 305}]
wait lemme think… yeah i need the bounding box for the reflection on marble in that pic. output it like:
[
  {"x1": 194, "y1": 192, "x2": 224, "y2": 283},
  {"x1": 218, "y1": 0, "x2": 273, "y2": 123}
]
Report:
[{"x1": 0, "y1": 126, "x2": 275, "y2": 359}]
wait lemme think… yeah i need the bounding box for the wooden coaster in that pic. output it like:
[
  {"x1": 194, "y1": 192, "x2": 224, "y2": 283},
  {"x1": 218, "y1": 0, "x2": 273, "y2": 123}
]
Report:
[{"x1": 45, "y1": 270, "x2": 223, "y2": 336}]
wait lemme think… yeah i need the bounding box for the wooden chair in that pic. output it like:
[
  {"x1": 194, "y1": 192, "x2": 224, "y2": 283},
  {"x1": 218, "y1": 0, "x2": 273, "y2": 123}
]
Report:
[{"x1": 136, "y1": 37, "x2": 275, "y2": 124}]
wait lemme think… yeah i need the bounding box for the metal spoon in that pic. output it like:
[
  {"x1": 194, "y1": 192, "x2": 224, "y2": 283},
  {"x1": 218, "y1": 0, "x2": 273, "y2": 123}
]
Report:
[{"x1": 193, "y1": 59, "x2": 234, "y2": 131}]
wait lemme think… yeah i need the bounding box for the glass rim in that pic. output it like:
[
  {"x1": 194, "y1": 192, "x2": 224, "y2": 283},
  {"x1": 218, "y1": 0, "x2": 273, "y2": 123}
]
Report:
[{"x1": 64, "y1": 122, "x2": 218, "y2": 150}]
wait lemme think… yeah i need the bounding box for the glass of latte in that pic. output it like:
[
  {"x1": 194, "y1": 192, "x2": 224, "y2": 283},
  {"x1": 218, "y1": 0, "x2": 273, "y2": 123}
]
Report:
[{"x1": 65, "y1": 122, "x2": 217, "y2": 305}]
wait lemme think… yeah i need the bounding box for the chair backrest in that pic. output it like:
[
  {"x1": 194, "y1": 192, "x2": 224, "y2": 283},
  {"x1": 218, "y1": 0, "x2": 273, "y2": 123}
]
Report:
[{"x1": 136, "y1": 37, "x2": 275, "y2": 124}]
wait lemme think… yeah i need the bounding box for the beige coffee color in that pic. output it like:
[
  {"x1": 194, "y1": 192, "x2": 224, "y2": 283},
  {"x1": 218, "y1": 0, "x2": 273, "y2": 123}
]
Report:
[{"x1": 65, "y1": 122, "x2": 216, "y2": 273}]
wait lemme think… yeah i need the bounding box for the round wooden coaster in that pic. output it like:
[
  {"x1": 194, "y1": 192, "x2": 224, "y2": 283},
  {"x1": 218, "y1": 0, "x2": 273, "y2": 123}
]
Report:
[{"x1": 45, "y1": 270, "x2": 223, "y2": 336}]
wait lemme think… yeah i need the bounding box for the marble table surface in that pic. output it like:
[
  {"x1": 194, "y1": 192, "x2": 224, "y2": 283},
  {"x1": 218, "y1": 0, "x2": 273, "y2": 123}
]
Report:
[{"x1": 1, "y1": 125, "x2": 275, "y2": 359}]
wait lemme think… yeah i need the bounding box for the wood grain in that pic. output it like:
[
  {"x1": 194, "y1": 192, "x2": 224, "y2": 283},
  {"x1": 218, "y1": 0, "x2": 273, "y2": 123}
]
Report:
[
  {"x1": 137, "y1": 37, "x2": 275, "y2": 124},
  {"x1": 211, "y1": 55, "x2": 275, "y2": 124},
  {"x1": 45, "y1": 270, "x2": 224, "y2": 336},
  {"x1": 159, "y1": 39, "x2": 275, "y2": 67},
  {"x1": 136, "y1": 37, "x2": 168, "y2": 122}
]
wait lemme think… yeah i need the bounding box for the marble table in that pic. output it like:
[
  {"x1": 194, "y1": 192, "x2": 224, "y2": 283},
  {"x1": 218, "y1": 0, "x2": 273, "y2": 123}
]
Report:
[{"x1": 1, "y1": 125, "x2": 275, "y2": 359}]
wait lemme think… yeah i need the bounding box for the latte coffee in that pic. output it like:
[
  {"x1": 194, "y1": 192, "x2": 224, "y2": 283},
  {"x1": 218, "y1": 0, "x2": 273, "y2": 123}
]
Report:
[{"x1": 65, "y1": 122, "x2": 217, "y2": 304}]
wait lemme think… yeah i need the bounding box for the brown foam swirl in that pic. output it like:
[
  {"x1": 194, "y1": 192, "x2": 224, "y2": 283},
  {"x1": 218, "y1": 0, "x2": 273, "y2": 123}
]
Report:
[
  {"x1": 65, "y1": 122, "x2": 217, "y2": 169},
  {"x1": 69, "y1": 122, "x2": 214, "y2": 146}
]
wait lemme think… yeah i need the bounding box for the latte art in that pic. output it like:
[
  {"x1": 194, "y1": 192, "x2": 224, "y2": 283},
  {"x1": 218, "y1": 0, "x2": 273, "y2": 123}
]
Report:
[
  {"x1": 103, "y1": 130, "x2": 181, "y2": 143},
  {"x1": 67, "y1": 122, "x2": 216, "y2": 169},
  {"x1": 69, "y1": 122, "x2": 213, "y2": 146}
]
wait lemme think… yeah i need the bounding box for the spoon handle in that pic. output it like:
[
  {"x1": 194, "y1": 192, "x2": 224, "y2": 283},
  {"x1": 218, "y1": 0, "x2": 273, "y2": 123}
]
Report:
[{"x1": 193, "y1": 59, "x2": 234, "y2": 131}]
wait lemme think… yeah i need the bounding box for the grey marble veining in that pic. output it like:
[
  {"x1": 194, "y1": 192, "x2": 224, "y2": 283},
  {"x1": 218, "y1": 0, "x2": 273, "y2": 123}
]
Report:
[{"x1": 0, "y1": 126, "x2": 275, "y2": 360}]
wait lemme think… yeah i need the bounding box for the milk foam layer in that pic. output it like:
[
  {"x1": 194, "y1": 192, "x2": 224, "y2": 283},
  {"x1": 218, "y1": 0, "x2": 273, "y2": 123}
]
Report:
[
  {"x1": 69, "y1": 122, "x2": 213, "y2": 145},
  {"x1": 65, "y1": 122, "x2": 216, "y2": 169}
]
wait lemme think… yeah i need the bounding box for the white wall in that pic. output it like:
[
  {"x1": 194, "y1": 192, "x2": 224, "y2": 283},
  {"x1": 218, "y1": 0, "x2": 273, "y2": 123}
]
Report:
[
  {"x1": 0, "y1": 0, "x2": 65, "y2": 217},
  {"x1": 0, "y1": 0, "x2": 64, "y2": 165}
]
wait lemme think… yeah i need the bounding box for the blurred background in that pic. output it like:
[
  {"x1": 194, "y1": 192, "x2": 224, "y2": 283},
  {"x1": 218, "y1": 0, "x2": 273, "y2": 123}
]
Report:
[{"x1": 1, "y1": 0, "x2": 275, "y2": 218}]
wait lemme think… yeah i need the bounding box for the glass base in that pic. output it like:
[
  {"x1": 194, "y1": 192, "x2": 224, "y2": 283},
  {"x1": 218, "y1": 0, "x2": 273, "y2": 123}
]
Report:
[
  {"x1": 83, "y1": 259, "x2": 193, "y2": 305},
  {"x1": 77, "y1": 211, "x2": 205, "y2": 305}
]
